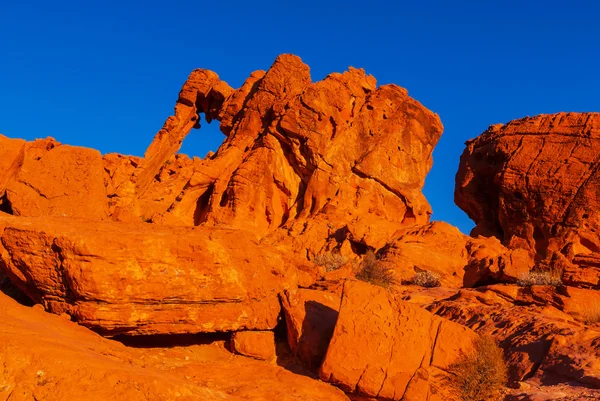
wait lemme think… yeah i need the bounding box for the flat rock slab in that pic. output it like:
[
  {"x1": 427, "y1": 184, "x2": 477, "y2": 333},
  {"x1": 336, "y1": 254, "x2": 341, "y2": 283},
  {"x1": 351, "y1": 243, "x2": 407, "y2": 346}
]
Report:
[{"x1": 0, "y1": 215, "x2": 305, "y2": 335}]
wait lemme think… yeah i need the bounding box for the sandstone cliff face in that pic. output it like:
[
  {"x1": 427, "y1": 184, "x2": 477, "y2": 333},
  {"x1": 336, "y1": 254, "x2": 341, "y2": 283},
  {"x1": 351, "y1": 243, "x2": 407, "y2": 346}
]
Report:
[{"x1": 456, "y1": 112, "x2": 600, "y2": 287}]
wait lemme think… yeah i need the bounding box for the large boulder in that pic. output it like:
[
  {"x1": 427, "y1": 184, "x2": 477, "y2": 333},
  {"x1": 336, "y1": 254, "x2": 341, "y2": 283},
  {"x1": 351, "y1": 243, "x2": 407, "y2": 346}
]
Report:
[
  {"x1": 0, "y1": 214, "x2": 310, "y2": 335},
  {"x1": 319, "y1": 280, "x2": 478, "y2": 400},
  {"x1": 456, "y1": 112, "x2": 600, "y2": 287}
]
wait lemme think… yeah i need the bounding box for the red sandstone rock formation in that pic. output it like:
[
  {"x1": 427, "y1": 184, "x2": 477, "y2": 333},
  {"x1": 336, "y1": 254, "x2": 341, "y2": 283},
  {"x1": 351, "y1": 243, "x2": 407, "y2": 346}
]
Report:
[
  {"x1": 456, "y1": 112, "x2": 600, "y2": 287},
  {"x1": 428, "y1": 284, "x2": 600, "y2": 388},
  {"x1": 2, "y1": 55, "x2": 599, "y2": 401},
  {"x1": 0, "y1": 54, "x2": 444, "y2": 259},
  {"x1": 229, "y1": 331, "x2": 276, "y2": 362}
]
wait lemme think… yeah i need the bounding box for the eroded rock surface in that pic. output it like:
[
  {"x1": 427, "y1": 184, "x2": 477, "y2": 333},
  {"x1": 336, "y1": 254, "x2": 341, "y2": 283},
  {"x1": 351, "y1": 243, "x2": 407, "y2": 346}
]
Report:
[
  {"x1": 427, "y1": 284, "x2": 600, "y2": 388},
  {"x1": 456, "y1": 112, "x2": 600, "y2": 287},
  {"x1": 379, "y1": 221, "x2": 533, "y2": 287}
]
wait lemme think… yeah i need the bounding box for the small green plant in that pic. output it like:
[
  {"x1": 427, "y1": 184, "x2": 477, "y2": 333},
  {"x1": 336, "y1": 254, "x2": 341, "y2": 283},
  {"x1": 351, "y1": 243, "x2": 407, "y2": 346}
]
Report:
[
  {"x1": 408, "y1": 270, "x2": 441, "y2": 288},
  {"x1": 356, "y1": 250, "x2": 397, "y2": 288},
  {"x1": 313, "y1": 252, "x2": 347, "y2": 272},
  {"x1": 449, "y1": 334, "x2": 508, "y2": 401}
]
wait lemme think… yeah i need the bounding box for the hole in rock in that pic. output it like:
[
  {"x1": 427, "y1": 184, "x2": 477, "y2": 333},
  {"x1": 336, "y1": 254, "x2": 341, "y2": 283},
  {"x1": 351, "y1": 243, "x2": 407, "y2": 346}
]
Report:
[
  {"x1": 513, "y1": 191, "x2": 524, "y2": 200},
  {"x1": 583, "y1": 213, "x2": 589, "y2": 219},
  {"x1": 179, "y1": 113, "x2": 225, "y2": 159},
  {"x1": 111, "y1": 332, "x2": 230, "y2": 348},
  {"x1": 0, "y1": 194, "x2": 14, "y2": 215}
]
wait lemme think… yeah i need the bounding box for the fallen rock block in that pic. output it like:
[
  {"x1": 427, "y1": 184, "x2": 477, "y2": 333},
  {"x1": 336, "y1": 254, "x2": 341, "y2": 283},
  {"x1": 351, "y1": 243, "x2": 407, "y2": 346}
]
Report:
[
  {"x1": 281, "y1": 288, "x2": 340, "y2": 369},
  {"x1": 319, "y1": 280, "x2": 477, "y2": 400},
  {"x1": 230, "y1": 331, "x2": 276, "y2": 362}
]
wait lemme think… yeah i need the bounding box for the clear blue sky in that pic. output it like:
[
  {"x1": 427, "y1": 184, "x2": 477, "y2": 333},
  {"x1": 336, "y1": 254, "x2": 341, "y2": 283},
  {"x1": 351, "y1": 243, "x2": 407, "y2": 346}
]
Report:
[{"x1": 1, "y1": 1, "x2": 598, "y2": 234}]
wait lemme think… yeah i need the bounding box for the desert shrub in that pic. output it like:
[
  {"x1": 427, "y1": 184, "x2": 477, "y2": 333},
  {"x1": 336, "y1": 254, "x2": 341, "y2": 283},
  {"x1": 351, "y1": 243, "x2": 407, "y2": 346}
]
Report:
[
  {"x1": 313, "y1": 252, "x2": 347, "y2": 272},
  {"x1": 517, "y1": 270, "x2": 562, "y2": 287},
  {"x1": 449, "y1": 334, "x2": 508, "y2": 401},
  {"x1": 356, "y1": 251, "x2": 397, "y2": 288},
  {"x1": 408, "y1": 270, "x2": 441, "y2": 288}
]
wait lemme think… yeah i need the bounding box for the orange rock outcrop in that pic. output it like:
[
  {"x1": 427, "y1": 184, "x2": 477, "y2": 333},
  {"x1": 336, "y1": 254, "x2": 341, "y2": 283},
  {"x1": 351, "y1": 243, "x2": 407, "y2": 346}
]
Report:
[{"x1": 456, "y1": 112, "x2": 600, "y2": 287}]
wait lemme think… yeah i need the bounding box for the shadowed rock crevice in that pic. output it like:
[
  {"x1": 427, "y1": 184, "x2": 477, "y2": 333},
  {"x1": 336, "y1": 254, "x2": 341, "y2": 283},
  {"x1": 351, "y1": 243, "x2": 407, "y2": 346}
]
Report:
[
  {"x1": 111, "y1": 332, "x2": 230, "y2": 348},
  {"x1": 0, "y1": 270, "x2": 34, "y2": 306},
  {"x1": 0, "y1": 193, "x2": 13, "y2": 215}
]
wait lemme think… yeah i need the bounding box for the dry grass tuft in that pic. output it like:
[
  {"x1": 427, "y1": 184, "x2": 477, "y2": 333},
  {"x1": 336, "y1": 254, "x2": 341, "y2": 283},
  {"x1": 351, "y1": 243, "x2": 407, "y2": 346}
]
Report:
[
  {"x1": 407, "y1": 270, "x2": 441, "y2": 288},
  {"x1": 356, "y1": 251, "x2": 397, "y2": 288},
  {"x1": 517, "y1": 269, "x2": 562, "y2": 287},
  {"x1": 449, "y1": 334, "x2": 508, "y2": 401},
  {"x1": 574, "y1": 301, "x2": 600, "y2": 325},
  {"x1": 313, "y1": 252, "x2": 347, "y2": 272}
]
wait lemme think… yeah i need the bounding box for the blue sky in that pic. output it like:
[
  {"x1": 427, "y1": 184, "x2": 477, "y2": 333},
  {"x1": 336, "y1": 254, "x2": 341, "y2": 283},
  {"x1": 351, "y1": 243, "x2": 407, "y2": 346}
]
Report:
[{"x1": 1, "y1": 0, "x2": 598, "y2": 234}]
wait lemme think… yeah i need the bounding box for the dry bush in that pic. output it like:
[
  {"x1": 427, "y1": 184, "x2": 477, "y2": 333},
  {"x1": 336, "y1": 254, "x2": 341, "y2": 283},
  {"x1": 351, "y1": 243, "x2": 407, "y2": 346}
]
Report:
[
  {"x1": 408, "y1": 270, "x2": 441, "y2": 288},
  {"x1": 583, "y1": 306, "x2": 600, "y2": 325},
  {"x1": 573, "y1": 301, "x2": 600, "y2": 325},
  {"x1": 356, "y1": 251, "x2": 397, "y2": 288},
  {"x1": 517, "y1": 270, "x2": 562, "y2": 287},
  {"x1": 449, "y1": 334, "x2": 508, "y2": 401},
  {"x1": 313, "y1": 252, "x2": 347, "y2": 272}
]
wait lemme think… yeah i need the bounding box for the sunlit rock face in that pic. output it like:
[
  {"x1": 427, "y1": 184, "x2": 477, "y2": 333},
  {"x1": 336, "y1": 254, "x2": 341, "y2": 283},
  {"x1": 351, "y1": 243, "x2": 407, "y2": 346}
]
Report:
[{"x1": 456, "y1": 112, "x2": 600, "y2": 287}]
